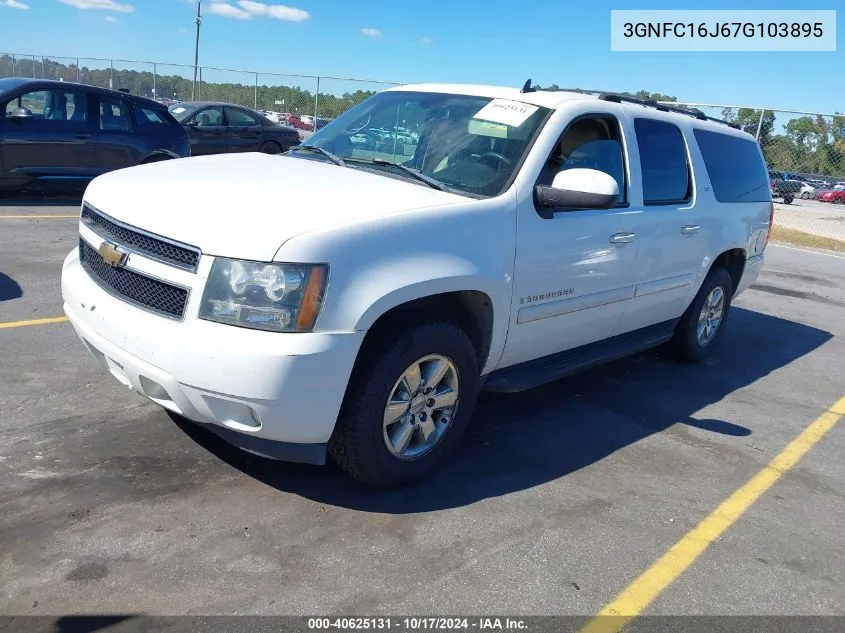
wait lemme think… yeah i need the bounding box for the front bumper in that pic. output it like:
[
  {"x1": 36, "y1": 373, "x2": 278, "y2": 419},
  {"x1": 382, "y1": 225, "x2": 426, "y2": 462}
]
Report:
[{"x1": 61, "y1": 248, "x2": 364, "y2": 463}]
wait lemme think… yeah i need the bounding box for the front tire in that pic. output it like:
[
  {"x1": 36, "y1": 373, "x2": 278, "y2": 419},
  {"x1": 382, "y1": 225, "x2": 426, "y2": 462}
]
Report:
[
  {"x1": 783, "y1": 194, "x2": 793, "y2": 204},
  {"x1": 670, "y1": 267, "x2": 733, "y2": 362},
  {"x1": 329, "y1": 321, "x2": 479, "y2": 488},
  {"x1": 801, "y1": 192, "x2": 810, "y2": 199}
]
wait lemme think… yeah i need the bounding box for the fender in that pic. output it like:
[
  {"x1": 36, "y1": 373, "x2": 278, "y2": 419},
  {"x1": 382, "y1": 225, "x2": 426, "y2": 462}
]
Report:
[{"x1": 273, "y1": 195, "x2": 519, "y2": 375}]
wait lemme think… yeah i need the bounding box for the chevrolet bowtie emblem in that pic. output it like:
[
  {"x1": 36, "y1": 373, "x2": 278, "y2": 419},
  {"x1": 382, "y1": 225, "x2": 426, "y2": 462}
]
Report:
[{"x1": 98, "y1": 241, "x2": 128, "y2": 267}]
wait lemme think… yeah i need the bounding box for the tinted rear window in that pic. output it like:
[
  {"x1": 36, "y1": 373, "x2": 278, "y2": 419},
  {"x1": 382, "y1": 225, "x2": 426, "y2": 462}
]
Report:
[
  {"x1": 694, "y1": 129, "x2": 770, "y2": 203},
  {"x1": 634, "y1": 118, "x2": 691, "y2": 205}
]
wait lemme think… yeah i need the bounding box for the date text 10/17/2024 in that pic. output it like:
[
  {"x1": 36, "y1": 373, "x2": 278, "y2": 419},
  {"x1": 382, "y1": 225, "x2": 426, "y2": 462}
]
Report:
[{"x1": 307, "y1": 618, "x2": 528, "y2": 630}]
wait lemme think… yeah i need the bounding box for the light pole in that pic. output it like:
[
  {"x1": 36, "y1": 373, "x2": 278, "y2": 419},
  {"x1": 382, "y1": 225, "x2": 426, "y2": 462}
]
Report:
[{"x1": 192, "y1": 1, "x2": 202, "y2": 100}]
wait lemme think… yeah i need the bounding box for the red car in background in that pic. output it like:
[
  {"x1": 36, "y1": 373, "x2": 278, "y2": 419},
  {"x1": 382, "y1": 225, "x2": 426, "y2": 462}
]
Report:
[
  {"x1": 283, "y1": 113, "x2": 313, "y2": 130},
  {"x1": 817, "y1": 189, "x2": 845, "y2": 204}
]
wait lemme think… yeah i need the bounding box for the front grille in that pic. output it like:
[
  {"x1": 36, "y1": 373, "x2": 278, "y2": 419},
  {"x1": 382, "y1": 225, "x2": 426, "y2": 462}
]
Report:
[
  {"x1": 81, "y1": 204, "x2": 200, "y2": 271},
  {"x1": 79, "y1": 240, "x2": 189, "y2": 320}
]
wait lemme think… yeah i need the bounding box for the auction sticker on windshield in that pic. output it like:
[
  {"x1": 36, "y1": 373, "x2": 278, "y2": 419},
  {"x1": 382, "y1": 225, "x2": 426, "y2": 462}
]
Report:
[{"x1": 473, "y1": 99, "x2": 539, "y2": 127}]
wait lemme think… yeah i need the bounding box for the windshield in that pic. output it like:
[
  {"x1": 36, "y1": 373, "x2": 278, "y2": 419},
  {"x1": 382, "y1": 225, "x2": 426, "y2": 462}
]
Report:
[
  {"x1": 167, "y1": 103, "x2": 198, "y2": 123},
  {"x1": 302, "y1": 90, "x2": 550, "y2": 198}
]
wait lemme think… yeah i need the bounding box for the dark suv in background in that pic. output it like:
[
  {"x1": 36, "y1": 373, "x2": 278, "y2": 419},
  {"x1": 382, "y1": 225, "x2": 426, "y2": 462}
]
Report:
[{"x1": 0, "y1": 77, "x2": 190, "y2": 191}]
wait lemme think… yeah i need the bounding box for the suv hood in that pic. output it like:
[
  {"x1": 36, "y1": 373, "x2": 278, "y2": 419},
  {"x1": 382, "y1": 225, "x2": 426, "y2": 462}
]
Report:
[{"x1": 82, "y1": 153, "x2": 466, "y2": 261}]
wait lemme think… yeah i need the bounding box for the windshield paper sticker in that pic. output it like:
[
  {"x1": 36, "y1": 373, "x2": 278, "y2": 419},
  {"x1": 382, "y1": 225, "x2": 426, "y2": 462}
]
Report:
[
  {"x1": 473, "y1": 99, "x2": 538, "y2": 127},
  {"x1": 172, "y1": 107, "x2": 186, "y2": 114}
]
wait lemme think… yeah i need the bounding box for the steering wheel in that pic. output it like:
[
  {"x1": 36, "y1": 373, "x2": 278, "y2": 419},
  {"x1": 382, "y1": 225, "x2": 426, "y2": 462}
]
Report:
[{"x1": 478, "y1": 152, "x2": 512, "y2": 169}]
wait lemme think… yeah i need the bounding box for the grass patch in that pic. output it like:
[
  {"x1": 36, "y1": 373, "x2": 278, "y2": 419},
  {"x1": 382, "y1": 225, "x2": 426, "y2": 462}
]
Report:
[{"x1": 771, "y1": 225, "x2": 845, "y2": 253}]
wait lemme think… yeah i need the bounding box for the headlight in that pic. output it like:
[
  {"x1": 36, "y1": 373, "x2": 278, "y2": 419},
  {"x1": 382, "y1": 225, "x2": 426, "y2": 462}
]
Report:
[{"x1": 199, "y1": 258, "x2": 328, "y2": 332}]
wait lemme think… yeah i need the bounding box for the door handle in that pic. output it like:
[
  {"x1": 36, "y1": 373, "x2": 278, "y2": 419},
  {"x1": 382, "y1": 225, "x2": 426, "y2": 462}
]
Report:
[
  {"x1": 681, "y1": 224, "x2": 701, "y2": 235},
  {"x1": 75, "y1": 134, "x2": 92, "y2": 140},
  {"x1": 609, "y1": 232, "x2": 637, "y2": 244}
]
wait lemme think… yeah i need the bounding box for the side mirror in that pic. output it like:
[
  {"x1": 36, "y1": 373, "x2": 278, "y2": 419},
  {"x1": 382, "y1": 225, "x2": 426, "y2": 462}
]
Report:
[
  {"x1": 534, "y1": 168, "x2": 620, "y2": 218},
  {"x1": 8, "y1": 107, "x2": 33, "y2": 120}
]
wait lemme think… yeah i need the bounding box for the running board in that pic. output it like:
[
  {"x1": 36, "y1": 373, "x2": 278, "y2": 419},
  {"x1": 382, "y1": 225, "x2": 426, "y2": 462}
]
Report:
[{"x1": 483, "y1": 320, "x2": 678, "y2": 393}]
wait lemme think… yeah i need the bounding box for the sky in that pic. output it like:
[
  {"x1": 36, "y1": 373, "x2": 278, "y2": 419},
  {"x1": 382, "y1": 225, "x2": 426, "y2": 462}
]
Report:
[{"x1": 0, "y1": 0, "x2": 842, "y2": 113}]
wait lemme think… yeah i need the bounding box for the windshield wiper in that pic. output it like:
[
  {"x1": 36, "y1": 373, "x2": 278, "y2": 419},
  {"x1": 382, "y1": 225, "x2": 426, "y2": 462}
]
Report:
[
  {"x1": 363, "y1": 159, "x2": 446, "y2": 191},
  {"x1": 287, "y1": 144, "x2": 346, "y2": 167}
]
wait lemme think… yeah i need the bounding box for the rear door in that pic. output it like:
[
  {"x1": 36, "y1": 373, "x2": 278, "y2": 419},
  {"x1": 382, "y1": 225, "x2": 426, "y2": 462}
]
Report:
[
  {"x1": 614, "y1": 117, "x2": 706, "y2": 334},
  {"x1": 184, "y1": 106, "x2": 227, "y2": 155},
  {"x1": 223, "y1": 106, "x2": 263, "y2": 152},
  {"x1": 0, "y1": 87, "x2": 96, "y2": 181},
  {"x1": 91, "y1": 93, "x2": 141, "y2": 173}
]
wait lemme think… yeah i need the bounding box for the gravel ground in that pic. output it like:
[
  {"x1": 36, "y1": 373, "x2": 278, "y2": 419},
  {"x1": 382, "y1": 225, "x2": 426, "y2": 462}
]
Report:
[{"x1": 774, "y1": 199, "x2": 845, "y2": 241}]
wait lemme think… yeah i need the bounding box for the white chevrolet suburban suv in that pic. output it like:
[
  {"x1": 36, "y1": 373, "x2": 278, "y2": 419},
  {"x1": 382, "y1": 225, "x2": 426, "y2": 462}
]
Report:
[{"x1": 61, "y1": 83, "x2": 772, "y2": 488}]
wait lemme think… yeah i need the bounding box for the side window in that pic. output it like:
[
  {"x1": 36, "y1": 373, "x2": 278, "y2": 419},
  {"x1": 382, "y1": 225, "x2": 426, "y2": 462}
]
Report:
[
  {"x1": 189, "y1": 107, "x2": 223, "y2": 127},
  {"x1": 99, "y1": 96, "x2": 132, "y2": 132},
  {"x1": 539, "y1": 116, "x2": 627, "y2": 204},
  {"x1": 694, "y1": 129, "x2": 770, "y2": 203},
  {"x1": 4, "y1": 90, "x2": 87, "y2": 121},
  {"x1": 634, "y1": 118, "x2": 691, "y2": 205},
  {"x1": 224, "y1": 107, "x2": 260, "y2": 127},
  {"x1": 4, "y1": 90, "x2": 49, "y2": 117}
]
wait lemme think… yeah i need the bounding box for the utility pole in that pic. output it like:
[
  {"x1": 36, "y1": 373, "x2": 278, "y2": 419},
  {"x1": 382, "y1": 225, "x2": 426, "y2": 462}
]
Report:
[{"x1": 192, "y1": 1, "x2": 202, "y2": 100}]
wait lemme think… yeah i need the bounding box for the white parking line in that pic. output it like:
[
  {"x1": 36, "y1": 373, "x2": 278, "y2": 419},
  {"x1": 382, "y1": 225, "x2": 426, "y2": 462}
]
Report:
[{"x1": 769, "y1": 243, "x2": 845, "y2": 260}]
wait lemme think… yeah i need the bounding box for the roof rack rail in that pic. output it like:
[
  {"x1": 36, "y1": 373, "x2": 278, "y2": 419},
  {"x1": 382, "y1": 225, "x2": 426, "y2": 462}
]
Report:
[
  {"x1": 598, "y1": 92, "x2": 740, "y2": 129},
  {"x1": 528, "y1": 86, "x2": 740, "y2": 129}
]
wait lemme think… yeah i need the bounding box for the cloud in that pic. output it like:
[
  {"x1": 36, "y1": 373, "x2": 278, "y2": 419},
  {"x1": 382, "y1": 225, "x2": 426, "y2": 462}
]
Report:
[
  {"x1": 238, "y1": 0, "x2": 308, "y2": 21},
  {"x1": 421, "y1": 36, "x2": 433, "y2": 45},
  {"x1": 57, "y1": 0, "x2": 134, "y2": 12},
  {"x1": 104, "y1": 14, "x2": 116, "y2": 20},
  {"x1": 208, "y1": 0, "x2": 308, "y2": 21},
  {"x1": 3, "y1": 0, "x2": 30, "y2": 9},
  {"x1": 208, "y1": 1, "x2": 250, "y2": 19},
  {"x1": 360, "y1": 27, "x2": 381, "y2": 38}
]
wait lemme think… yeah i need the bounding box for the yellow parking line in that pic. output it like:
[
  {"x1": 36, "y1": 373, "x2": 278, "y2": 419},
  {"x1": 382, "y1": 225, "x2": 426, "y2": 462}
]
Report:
[
  {"x1": 0, "y1": 316, "x2": 69, "y2": 329},
  {"x1": 0, "y1": 215, "x2": 78, "y2": 219},
  {"x1": 580, "y1": 394, "x2": 845, "y2": 633}
]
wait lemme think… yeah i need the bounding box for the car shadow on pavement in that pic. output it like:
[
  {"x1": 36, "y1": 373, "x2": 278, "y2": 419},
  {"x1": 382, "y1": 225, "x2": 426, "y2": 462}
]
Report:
[
  {"x1": 0, "y1": 182, "x2": 85, "y2": 206},
  {"x1": 172, "y1": 306, "x2": 832, "y2": 513},
  {"x1": 0, "y1": 272, "x2": 23, "y2": 302}
]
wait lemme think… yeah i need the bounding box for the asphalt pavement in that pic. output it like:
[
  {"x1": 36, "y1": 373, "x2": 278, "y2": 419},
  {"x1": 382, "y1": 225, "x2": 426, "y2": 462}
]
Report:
[{"x1": 1, "y1": 202, "x2": 844, "y2": 619}]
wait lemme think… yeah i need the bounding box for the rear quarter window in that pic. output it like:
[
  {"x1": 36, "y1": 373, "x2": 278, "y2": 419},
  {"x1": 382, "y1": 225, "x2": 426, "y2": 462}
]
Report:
[
  {"x1": 694, "y1": 129, "x2": 770, "y2": 203},
  {"x1": 135, "y1": 106, "x2": 178, "y2": 126}
]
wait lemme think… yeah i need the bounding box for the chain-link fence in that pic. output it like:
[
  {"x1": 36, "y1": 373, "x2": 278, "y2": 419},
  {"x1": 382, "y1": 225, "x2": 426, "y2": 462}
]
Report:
[
  {"x1": 0, "y1": 53, "x2": 401, "y2": 130},
  {"x1": 662, "y1": 102, "x2": 845, "y2": 190},
  {"x1": 4, "y1": 53, "x2": 843, "y2": 188}
]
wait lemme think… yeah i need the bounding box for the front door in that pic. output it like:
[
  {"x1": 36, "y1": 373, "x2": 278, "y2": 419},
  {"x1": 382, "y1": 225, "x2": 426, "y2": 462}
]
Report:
[
  {"x1": 185, "y1": 106, "x2": 227, "y2": 155},
  {"x1": 498, "y1": 114, "x2": 640, "y2": 368},
  {"x1": 0, "y1": 87, "x2": 95, "y2": 182},
  {"x1": 224, "y1": 106, "x2": 263, "y2": 152}
]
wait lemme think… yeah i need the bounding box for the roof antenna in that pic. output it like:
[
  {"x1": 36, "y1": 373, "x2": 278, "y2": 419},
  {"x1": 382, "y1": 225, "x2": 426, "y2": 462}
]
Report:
[{"x1": 520, "y1": 79, "x2": 536, "y2": 93}]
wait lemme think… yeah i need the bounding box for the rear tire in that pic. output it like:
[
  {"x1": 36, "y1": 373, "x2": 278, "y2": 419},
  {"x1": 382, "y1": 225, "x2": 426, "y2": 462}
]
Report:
[
  {"x1": 259, "y1": 141, "x2": 281, "y2": 154},
  {"x1": 141, "y1": 154, "x2": 172, "y2": 164},
  {"x1": 783, "y1": 194, "x2": 793, "y2": 204},
  {"x1": 329, "y1": 320, "x2": 479, "y2": 489},
  {"x1": 670, "y1": 267, "x2": 733, "y2": 363},
  {"x1": 801, "y1": 192, "x2": 810, "y2": 199}
]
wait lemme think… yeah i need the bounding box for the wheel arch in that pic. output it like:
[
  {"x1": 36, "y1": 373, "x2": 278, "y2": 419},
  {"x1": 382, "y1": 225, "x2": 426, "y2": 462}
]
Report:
[
  {"x1": 140, "y1": 150, "x2": 179, "y2": 164},
  {"x1": 353, "y1": 285, "x2": 498, "y2": 374},
  {"x1": 710, "y1": 247, "x2": 747, "y2": 293}
]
